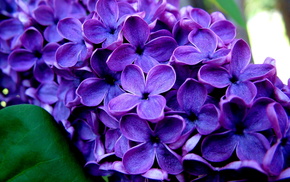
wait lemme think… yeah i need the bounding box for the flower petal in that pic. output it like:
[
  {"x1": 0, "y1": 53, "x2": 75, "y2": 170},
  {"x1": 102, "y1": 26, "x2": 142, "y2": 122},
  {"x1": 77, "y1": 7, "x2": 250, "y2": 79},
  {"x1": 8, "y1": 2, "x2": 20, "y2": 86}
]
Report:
[
  {"x1": 182, "y1": 153, "x2": 214, "y2": 175},
  {"x1": 0, "y1": 18, "x2": 23, "y2": 40},
  {"x1": 115, "y1": 135, "x2": 130, "y2": 158},
  {"x1": 198, "y1": 65, "x2": 231, "y2": 88},
  {"x1": 134, "y1": 54, "x2": 159, "y2": 73},
  {"x1": 33, "y1": 5, "x2": 54, "y2": 26},
  {"x1": 35, "y1": 82, "x2": 58, "y2": 104},
  {"x1": 171, "y1": 45, "x2": 203, "y2": 65},
  {"x1": 97, "y1": 108, "x2": 119, "y2": 129},
  {"x1": 196, "y1": 104, "x2": 219, "y2": 135},
  {"x1": 20, "y1": 28, "x2": 43, "y2": 51},
  {"x1": 123, "y1": 16, "x2": 149, "y2": 47},
  {"x1": 156, "y1": 143, "x2": 183, "y2": 174},
  {"x1": 56, "y1": 42, "x2": 84, "y2": 67},
  {"x1": 120, "y1": 114, "x2": 152, "y2": 142},
  {"x1": 188, "y1": 28, "x2": 217, "y2": 53},
  {"x1": 108, "y1": 93, "x2": 141, "y2": 115},
  {"x1": 137, "y1": 95, "x2": 166, "y2": 121},
  {"x1": 42, "y1": 42, "x2": 59, "y2": 65},
  {"x1": 76, "y1": 78, "x2": 109, "y2": 106},
  {"x1": 202, "y1": 131, "x2": 238, "y2": 162},
  {"x1": 107, "y1": 44, "x2": 137, "y2": 71},
  {"x1": 240, "y1": 63, "x2": 275, "y2": 81},
  {"x1": 123, "y1": 142, "x2": 155, "y2": 174},
  {"x1": 145, "y1": 65, "x2": 176, "y2": 95},
  {"x1": 263, "y1": 142, "x2": 284, "y2": 176},
  {"x1": 44, "y1": 24, "x2": 63, "y2": 42},
  {"x1": 57, "y1": 18, "x2": 83, "y2": 42},
  {"x1": 33, "y1": 59, "x2": 54, "y2": 83},
  {"x1": 83, "y1": 19, "x2": 108, "y2": 44},
  {"x1": 226, "y1": 80, "x2": 257, "y2": 104},
  {"x1": 90, "y1": 49, "x2": 113, "y2": 77},
  {"x1": 210, "y1": 20, "x2": 236, "y2": 44},
  {"x1": 190, "y1": 8, "x2": 211, "y2": 27},
  {"x1": 9, "y1": 49, "x2": 37, "y2": 71},
  {"x1": 177, "y1": 78, "x2": 207, "y2": 114},
  {"x1": 154, "y1": 115, "x2": 184, "y2": 144},
  {"x1": 105, "y1": 129, "x2": 121, "y2": 153},
  {"x1": 96, "y1": 0, "x2": 119, "y2": 27},
  {"x1": 121, "y1": 64, "x2": 145, "y2": 95}
]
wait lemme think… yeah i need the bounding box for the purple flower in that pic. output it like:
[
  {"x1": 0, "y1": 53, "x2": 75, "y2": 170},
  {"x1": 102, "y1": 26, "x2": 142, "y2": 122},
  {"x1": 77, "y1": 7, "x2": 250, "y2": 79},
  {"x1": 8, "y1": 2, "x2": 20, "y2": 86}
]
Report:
[
  {"x1": 199, "y1": 39, "x2": 275, "y2": 103},
  {"x1": 202, "y1": 96, "x2": 272, "y2": 163},
  {"x1": 107, "y1": 16, "x2": 177, "y2": 72},
  {"x1": 120, "y1": 114, "x2": 184, "y2": 174},
  {"x1": 108, "y1": 64, "x2": 176, "y2": 121}
]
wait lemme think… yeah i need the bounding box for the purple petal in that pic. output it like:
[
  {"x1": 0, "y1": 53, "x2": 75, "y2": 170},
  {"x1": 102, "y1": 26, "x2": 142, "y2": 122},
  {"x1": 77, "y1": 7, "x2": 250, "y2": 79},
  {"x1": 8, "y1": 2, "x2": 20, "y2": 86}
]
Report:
[
  {"x1": 154, "y1": 115, "x2": 184, "y2": 144},
  {"x1": 263, "y1": 143, "x2": 284, "y2": 176},
  {"x1": 210, "y1": 20, "x2": 236, "y2": 44},
  {"x1": 9, "y1": 49, "x2": 37, "y2": 71},
  {"x1": 190, "y1": 8, "x2": 211, "y2": 27},
  {"x1": 20, "y1": 28, "x2": 43, "y2": 52},
  {"x1": 230, "y1": 39, "x2": 251, "y2": 77},
  {"x1": 57, "y1": 18, "x2": 83, "y2": 42},
  {"x1": 0, "y1": 18, "x2": 23, "y2": 40},
  {"x1": 171, "y1": 45, "x2": 203, "y2": 65},
  {"x1": 90, "y1": 49, "x2": 114, "y2": 77},
  {"x1": 107, "y1": 44, "x2": 137, "y2": 71},
  {"x1": 134, "y1": 53, "x2": 160, "y2": 73},
  {"x1": 145, "y1": 65, "x2": 176, "y2": 95},
  {"x1": 44, "y1": 24, "x2": 63, "y2": 42},
  {"x1": 188, "y1": 28, "x2": 217, "y2": 53},
  {"x1": 196, "y1": 104, "x2": 219, "y2": 135},
  {"x1": 54, "y1": 0, "x2": 71, "y2": 19},
  {"x1": 240, "y1": 63, "x2": 275, "y2": 81},
  {"x1": 198, "y1": 65, "x2": 231, "y2": 88},
  {"x1": 115, "y1": 135, "x2": 130, "y2": 158},
  {"x1": 108, "y1": 93, "x2": 141, "y2": 115},
  {"x1": 56, "y1": 42, "x2": 85, "y2": 67},
  {"x1": 123, "y1": 16, "x2": 149, "y2": 47},
  {"x1": 105, "y1": 129, "x2": 121, "y2": 153},
  {"x1": 156, "y1": 143, "x2": 183, "y2": 174},
  {"x1": 142, "y1": 168, "x2": 168, "y2": 181},
  {"x1": 207, "y1": 48, "x2": 231, "y2": 64},
  {"x1": 123, "y1": 142, "x2": 155, "y2": 174},
  {"x1": 236, "y1": 133, "x2": 270, "y2": 163},
  {"x1": 137, "y1": 95, "x2": 166, "y2": 121},
  {"x1": 76, "y1": 78, "x2": 109, "y2": 106},
  {"x1": 182, "y1": 153, "x2": 214, "y2": 175},
  {"x1": 278, "y1": 168, "x2": 290, "y2": 180},
  {"x1": 36, "y1": 82, "x2": 58, "y2": 104},
  {"x1": 226, "y1": 80, "x2": 257, "y2": 104},
  {"x1": 83, "y1": 19, "x2": 108, "y2": 44},
  {"x1": 42, "y1": 42, "x2": 59, "y2": 65},
  {"x1": 177, "y1": 78, "x2": 207, "y2": 114},
  {"x1": 96, "y1": 0, "x2": 119, "y2": 27},
  {"x1": 144, "y1": 36, "x2": 177, "y2": 62},
  {"x1": 182, "y1": 134, "x2": 202, "y2": 155},
  {"x1": 53, "y1": 101, "x2": 70, "y2": 121},
  {"x1": 202, "y1": 131, "x2": 238, "y2": 162},
  {"x1": 33, "y1": 59, "x2": 54, "y2": 83},
  {"x1": 33, "y1": 5, "x2": 54, "y2": 26},
  {"x1": 97, "y1": 108, "x2": 119, "y2": 129},
  {"x1": 120, "y1": 114, "x2": 152, "y2": 142},
  {"x1": 121, "y1": 64, "x2": 145, "y2": 95}
]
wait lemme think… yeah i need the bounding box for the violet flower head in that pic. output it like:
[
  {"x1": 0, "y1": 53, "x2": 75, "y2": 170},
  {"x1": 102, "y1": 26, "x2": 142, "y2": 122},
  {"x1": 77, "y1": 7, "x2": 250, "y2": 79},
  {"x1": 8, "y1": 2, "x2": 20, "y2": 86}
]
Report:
[
  {"x1": 120, "y1": 114, "x2": 184, "y2": 174},
  {"x1": 107, "y1": 16, "x2": 177, "y2": 72},
  {"x1": 108, "y1": 64, "x2": 176, "y2": 121}
]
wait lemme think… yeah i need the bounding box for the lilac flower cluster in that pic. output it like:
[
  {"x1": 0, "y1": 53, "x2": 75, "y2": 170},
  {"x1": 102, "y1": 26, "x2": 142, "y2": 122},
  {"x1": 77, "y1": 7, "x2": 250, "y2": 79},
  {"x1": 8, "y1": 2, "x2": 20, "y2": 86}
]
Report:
[{"x1": 1, "y1": 0, "x2": 290, "y2": 181}]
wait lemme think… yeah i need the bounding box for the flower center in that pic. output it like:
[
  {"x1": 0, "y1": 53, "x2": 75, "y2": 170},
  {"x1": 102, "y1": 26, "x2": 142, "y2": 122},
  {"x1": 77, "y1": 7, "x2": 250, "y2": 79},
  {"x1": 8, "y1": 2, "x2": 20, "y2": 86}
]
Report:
[
  {"x1": 34, "y1": 51, "x2": 42, "y2": 59},
  {"x1": 281, "y1": 137, "x2": 289, "y2": 146},
  {"x1": 105, "y1": 76, "x2": 116, "y2": 85},
  {"x1": 150, "y1": 135, "x2": 160, "y2": 144},
  {"x1": 142, "y1": 92, "x2": 150, "y2": 100},
  {"x1": 188, "y1": 112, "x2": 198, "y2": 122},
  {"x1": 230, "y1": 75, "x2": 239, "y2": 84},
  {"x1": 109, "y1": 27, "x2": 116, "y2": 35},
  {"x1": 135, "y1": 46, "x2": 144, "y2": 55}
]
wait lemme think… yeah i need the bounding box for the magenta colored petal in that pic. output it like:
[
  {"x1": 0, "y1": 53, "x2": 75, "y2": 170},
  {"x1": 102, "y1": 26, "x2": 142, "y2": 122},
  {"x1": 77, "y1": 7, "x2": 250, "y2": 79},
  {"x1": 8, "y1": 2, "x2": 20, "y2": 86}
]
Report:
[
  {"x1": 263, "y1": 143, "x2": 284, "y2": 176},
  {"x1": 108, "y1": 93, "x2": 141, "y2": 115},
  {"x1": 226, "y1": 81, "x2": 257, "y2": 104},
  {"x1": 236, "y1": 133, "x2": 270, "y2": 163},
  {"x1": 76, "y1": 78, "x2": 109, "y2": 106},
  {"x1": 96, "y1": 0, "x2": 118, "y2": 27},
  {"x1": 177, "y1": 78, "x2": 207, "y2": 113},
  {"x1": 33, "y1": 59, "x2": 54, "y2": 83},
  {"x1": 230, "y1": 39, "x2": 251, "y2": 77},
  {"x1": 0, "y1": 18, "x2": 23, "y2": 40},
  {"x1": 210, "y1": 20, "x2": 236, "y2": 44},
  {"x1": 145, "y1": 65, "x2": 176, "y2": 95},
  {"x1": 190, "y1": 8, "x2": 211, "y2": 27},
  {"x1": 198, "y1": 65, "x2": 231, "y2": 88},
  {"x1": 36, "y1": 82, "x2": 58, "y2": 104},
  {"x1": 188, "y1": 28, "x2": 217, "y2": 53},
  {"x1": 83, "y1": 19, "x2": 108, "y2": 44},
  {"x1": 33, "y1": 5, "x2": 54, "y2": 26},
  {"x1": 134, "y1": 54, "x2": 159, "y2": 73},
  {"x1": 267, "y1": 102, "x2": 288, "y2": 139},
  {"x1": 196, "y1": 104, "x2": 219, "y2": 135},
  {"x1": 57, "y1": 18, "x2": 83, "y2": 42},
  {"x1": 154, "y1": 115, "x2": 184, "y2": 144},
  {"x1": 42, "y1": 42, "x2": 59, "y2": 65},
  {"x1": 156, "y1": 143, "x2": 183, "y2": 174},
  {"x1": 202, "y1": 131, "x2": 238, "y2": 162},
  {"x1": 115, "y1": 135, "x2": 130, "y2": 158},
  {"x1": 107, "y1": 44, "x2": 137, "y2": 71},
  {"x1": 20, "y1": 28, "x2": 43, "y2": 51},
  {"x1": 121, "y1": 64, "x2": 145, "y2": 95},
  {"x1": 171, "y1": 45, "x2": 203, "y2": 65},
  {"x1": 182, "y1": 153, "x2": 214, "y2": 175},
  {"x1": 240, "y1": 63, "x2": 275, "y2": 81},
  {"x1": 243, "y1": 98, "x2": 273, "y2": 132},
  {"x1": 120, "y1": 114, "x2": 152, "y2": 142},
  {"x1": 123, "y1": 142, "x2": 155, "y2": 174},
  {"x1": 9, "y1": 49, "x2": 37, "y2": 71},
  {"x1": 56, "y1": 42, "x2": 84, "y2": 67},
  {"x1": 123, "y1": 16, "x2": 150, "y2": 47},
  {"x1": 44, "y1": 25, "x2": 63, "y2": 42},
  {"x1": 137, "y1": 95, "x2": 166, "y2": 121},
  {"x1": 144, "y1": 36, "x2": 177, "y2": 62}
]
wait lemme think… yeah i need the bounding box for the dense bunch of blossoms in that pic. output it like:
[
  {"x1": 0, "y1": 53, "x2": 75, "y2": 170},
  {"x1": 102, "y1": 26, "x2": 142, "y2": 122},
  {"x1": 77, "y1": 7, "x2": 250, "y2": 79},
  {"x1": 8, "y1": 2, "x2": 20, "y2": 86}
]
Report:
[{"x1": 1, "y1": 0, "x2": 290, "y2": 181}]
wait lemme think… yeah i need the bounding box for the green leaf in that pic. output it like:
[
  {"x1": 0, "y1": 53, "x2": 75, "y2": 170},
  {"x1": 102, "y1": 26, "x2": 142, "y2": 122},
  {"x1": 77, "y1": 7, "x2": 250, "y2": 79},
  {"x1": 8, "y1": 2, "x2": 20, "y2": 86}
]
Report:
[
  {"x1": 213, "y1": 0, "x2": 247, "y2": 28},
  {"x1": 0, "y1": 104, "x2": 93, "y2": 182}
]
